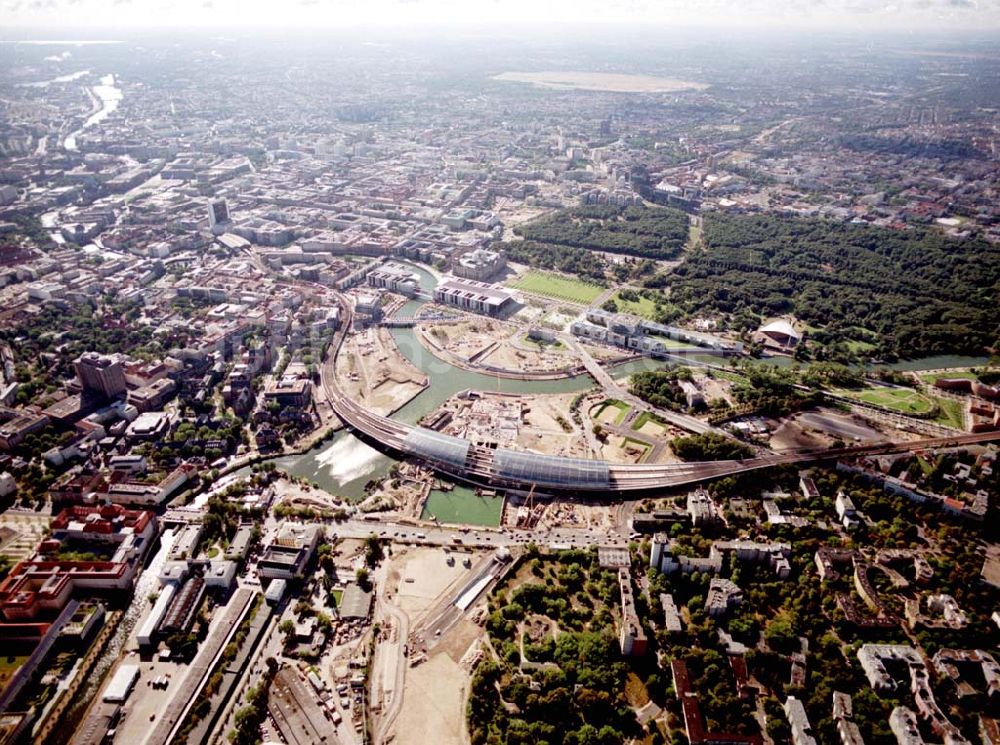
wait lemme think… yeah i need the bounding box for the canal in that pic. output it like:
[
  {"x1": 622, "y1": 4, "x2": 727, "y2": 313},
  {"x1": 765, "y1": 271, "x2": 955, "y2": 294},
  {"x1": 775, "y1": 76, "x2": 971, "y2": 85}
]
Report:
[{"x1": 62, "y1": 528, "x2": 177, "y2": 732}]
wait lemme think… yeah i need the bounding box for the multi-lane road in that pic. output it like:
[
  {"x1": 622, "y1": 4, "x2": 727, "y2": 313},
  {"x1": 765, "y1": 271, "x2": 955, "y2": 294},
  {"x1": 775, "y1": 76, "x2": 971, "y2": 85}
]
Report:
[{"x1": 337, "y1": 516, "x2": 627, "y2": 551}]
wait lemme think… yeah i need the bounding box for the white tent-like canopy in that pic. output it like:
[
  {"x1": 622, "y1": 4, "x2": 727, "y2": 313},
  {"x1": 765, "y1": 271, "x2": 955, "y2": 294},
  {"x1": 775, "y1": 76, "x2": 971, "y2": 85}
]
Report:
[{"x1": 758, "y1": 320, "x2": 801, "y2": 345}]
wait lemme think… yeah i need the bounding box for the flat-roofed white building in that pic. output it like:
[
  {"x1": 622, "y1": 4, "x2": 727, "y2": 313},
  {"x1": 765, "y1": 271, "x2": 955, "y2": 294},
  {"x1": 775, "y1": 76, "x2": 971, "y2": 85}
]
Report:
[
  {"x1": 434, "y1": 279, "x2": 514, "y2": 317},
  {"x1": 103, "y1": 663, "x2": 139, "y2": 703}
]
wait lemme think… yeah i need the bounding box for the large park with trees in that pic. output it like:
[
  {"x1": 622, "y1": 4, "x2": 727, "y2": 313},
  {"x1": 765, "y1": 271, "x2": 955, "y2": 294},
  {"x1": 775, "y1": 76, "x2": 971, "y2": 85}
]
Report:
[{"x1": 502, "y1": 206, "x2": 1000, "y2": 363}]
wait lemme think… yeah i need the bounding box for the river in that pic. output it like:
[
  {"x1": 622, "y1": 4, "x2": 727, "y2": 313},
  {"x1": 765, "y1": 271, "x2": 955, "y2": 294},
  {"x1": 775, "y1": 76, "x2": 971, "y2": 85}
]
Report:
[
  {"x1": 64, "y1": 73, "x2": 122, "y2": 151},
  {"x1": 15, "y1": 69, "x2": 90, "y2": 88},
  {"x1": 232, "y1": 258, "x2": 993, "y2": 499},
  {"x1": 271, "y1": 261, "x2": 721, "y2": 499}
]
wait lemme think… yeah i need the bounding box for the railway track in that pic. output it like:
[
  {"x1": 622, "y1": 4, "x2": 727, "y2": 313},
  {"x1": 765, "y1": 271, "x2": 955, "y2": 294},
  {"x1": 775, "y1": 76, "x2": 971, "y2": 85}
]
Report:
[{"x1": 320, "y1": 293, "x2": 1000, "y2": 494}]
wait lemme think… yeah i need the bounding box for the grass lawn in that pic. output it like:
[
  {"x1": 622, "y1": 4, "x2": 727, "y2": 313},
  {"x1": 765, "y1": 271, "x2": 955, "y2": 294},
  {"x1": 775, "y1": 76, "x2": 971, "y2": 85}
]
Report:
[
  {"x1": 932, "y1": 397, "x2": 965, "y2": 430},
  {"x1": 612, "y1": 290, "x2": 660, "y2": 319},
  {"x1": 0, "y1": 655, "x2": 28, "y2": 689},
  {"x1": 843, "y1": 387, "x2": 936, "y2": 416},
  {"x1": 632, "y1": 411, "x2": 667, "y2": 431},
  {"x1": 507, "y1": 270, "x2": 605, "y2": 304},
  {"x1": 686, "y1": 222, "x2": 702, "y2": 250},
  {"x1": 594, "y1": 399, "x2": 630, "y2": 425},
  {"x1": 706, "y1": 368, "x2": 744, "y2": 384},
  {"x1": 330, "y1": 589, "x2": 344, "y2": 608},
  {"x1": 920, "y1": 371, "x2": 980, "y2": 385},
  {"x1": 845, "y1": 339, "x2": 877, "y2": 354},
  {"x1": 611, "y1": 291, "x2": 684, "y2": 323}
]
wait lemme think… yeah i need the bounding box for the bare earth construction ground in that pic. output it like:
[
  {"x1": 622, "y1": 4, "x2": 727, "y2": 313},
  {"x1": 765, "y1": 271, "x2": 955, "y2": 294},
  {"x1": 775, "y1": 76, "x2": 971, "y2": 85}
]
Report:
[
  {"x1": 493, "y1": 71, "x2": 709, "y2": 93},
  {"x1": 389, "y1": 547, "x2": 484, "y2": 745}
]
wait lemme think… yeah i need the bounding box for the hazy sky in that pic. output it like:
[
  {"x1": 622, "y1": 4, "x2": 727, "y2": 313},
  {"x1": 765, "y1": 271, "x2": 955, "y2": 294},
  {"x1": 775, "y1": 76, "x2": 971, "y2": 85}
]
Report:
[{"x1": 2, "y1": 0, "x2": 1000, "y2": 30}]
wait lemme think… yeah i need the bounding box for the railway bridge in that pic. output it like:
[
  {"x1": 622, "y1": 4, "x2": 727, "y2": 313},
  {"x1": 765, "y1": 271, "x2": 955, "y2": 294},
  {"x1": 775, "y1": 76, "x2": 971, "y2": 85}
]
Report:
[{"x1": 321, "y1": 295, "x2": 1000, "y2": 495}]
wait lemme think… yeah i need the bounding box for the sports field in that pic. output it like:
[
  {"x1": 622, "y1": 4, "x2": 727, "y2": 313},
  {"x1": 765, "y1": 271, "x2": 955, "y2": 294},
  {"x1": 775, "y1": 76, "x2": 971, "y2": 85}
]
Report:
[
  {"x1": 844, "y1": 387, "x2": 935, "y2": 415},
  {"x1": 507, "y1": 271, "x2": 605, "y2": 304}
]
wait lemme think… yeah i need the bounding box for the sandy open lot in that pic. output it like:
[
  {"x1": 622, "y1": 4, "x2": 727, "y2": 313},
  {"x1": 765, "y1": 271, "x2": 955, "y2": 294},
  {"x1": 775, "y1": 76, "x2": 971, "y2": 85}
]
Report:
[
  {"x1": 518, "y1": 394, "x2": 592, "y2": 458},
  {"x1": 418, "y1": 316, "x2": 622, "y2": 377},
  {"x1": 697, "y1": 375, "x2": 735, "y2": 406},
  {"x1": 636, "y1": 419, "x2": 668, "y2": 438},
  {"x1": 387, "y1": 548, "x2": 487, "y2": 745},
  {"x1": 420, "y1": 319, "x2": 581, "y2": 375},
  {"x1": 273, "y1": 478, "x2": 348, "y2": 513},
  {"x1": 422, "y1": 319, "x2": 500, "y2": 361},
  {"x1": 537, "y1": 502, "x2": 617, "y2": 531},
  {"x1": 494, "y1": 200, "x2": 549, "y2": 232},
  {"x1": 770, "y1": 418, "x2": 830, "y2": 452},
  {"x1": 599, "y1": 435, "x2": 650, "y2": 464},
  {"x1": 392, "y1": 547, "x2": 473, "y2": 619},
  {"x1": 481, "y1": 338, "x2": 572, "y2": 374},
  {"x1": 594, "y1": 401, "x2": 627, "y2": 425},
  {"x1": 0, "y1": 513, "x2": 49, "y2": 560},
  {"x1": 393, "y1": 638, "x2": 473, "y2": 745},
  {"x1": 771, "y1": 408, "x2": 892, "y2": 451},
  {"x1": 337, "y1": 327, "x2": 426, "y2": 415}
]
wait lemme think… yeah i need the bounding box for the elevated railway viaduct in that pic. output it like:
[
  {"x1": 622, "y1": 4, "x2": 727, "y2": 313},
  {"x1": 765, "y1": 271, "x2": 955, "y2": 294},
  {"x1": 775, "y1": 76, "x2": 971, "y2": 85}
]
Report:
[{"x1": 321, "y1": 295, "x2": 1000, "y2": 496}]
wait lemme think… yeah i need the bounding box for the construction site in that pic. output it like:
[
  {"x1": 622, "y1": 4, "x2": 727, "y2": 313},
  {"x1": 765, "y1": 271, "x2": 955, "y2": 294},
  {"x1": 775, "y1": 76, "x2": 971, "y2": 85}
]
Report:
[
  {"x1": 335, "y1": 326, "x2": 429, "y2": 417},
  {"x1": 368, "y1": 544, "x2": 514, "y2": 745}
]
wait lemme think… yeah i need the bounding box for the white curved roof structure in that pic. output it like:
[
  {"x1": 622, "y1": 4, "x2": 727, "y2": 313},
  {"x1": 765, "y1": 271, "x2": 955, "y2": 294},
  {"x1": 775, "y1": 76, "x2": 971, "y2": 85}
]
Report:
[{"x1": 759, "y1": 319, "x2": 801, "y2": 340}]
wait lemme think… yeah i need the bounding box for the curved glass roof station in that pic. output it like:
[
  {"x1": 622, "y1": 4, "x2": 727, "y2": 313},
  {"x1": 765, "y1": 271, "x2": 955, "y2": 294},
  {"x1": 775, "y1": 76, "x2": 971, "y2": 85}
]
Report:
[
  {"x1": 493, "y1": 448, "x2": 611, "y2": 489},
  {"x1": 403, "y1": 428, "x2": 471, "y2": 469}
]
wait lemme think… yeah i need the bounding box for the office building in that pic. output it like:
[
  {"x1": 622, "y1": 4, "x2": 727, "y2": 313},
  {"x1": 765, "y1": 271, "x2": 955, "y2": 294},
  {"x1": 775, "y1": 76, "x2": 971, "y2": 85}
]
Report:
[
  {"x1": 74, "y1": 352, "x2": 127, "y2": 400},
  {"x1": 434, "y1": 279, "x2": 514, "y2": 317},
  {"x1": 207, "y1": 198, "x2": 230, "y2": 231}
]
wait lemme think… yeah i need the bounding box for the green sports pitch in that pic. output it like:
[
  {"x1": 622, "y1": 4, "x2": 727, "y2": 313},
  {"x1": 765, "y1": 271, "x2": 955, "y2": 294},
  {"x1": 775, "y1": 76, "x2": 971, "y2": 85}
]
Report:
[
  {"x1": 843, "y1": 387, "x2": 935, "y2": 415},
  {"x1": 507, "y1": 271, "x2": 605, "y2": 304}
]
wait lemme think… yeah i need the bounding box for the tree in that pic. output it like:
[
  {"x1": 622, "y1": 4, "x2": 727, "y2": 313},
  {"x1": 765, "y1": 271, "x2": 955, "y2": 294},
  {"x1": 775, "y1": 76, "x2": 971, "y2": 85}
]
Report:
[
  {"x1": 670, "y1": 211, "x2": 1000, "y2": 360},
  {"x1": 364, "y1": 534, "x2": 384, "y2": 567},
  {"x1": 316, "y1": 542, "x2": 334, "y2": 572},
  {"x1": 671, "y1": 432, "x2": 754, "y2": 461},
  {"x1": 763, "y1": 609, "x2": 797, "y2": 651}
]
